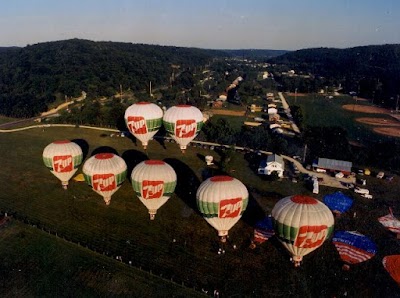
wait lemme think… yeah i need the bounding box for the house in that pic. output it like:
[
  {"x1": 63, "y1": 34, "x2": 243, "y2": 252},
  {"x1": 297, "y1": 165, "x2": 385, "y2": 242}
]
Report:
[
  {"x1": 312, "y1": 158, "x2": 352, "y2": 175},
  {"x1": 258, "y1": 154, "x2": 285, "y2": 177}
]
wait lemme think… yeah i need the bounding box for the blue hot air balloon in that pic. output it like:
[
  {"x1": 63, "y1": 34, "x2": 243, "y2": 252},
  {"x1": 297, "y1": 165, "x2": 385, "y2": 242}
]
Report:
[
  {"x1": 323, "y1": 192, "x2": 353, "y2": 215},
  {"x1": 251, "y1": 216, "x2": 275, "y2": 248},
  {"x1": 332, "y1": 231, "x2": 377, "y2": 270}
]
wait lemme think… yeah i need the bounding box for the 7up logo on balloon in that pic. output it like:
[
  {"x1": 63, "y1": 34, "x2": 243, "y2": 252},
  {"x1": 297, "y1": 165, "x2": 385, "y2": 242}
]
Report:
[
  {"x1": 142, "y1": 180, "x2": 164, "y2": 199},
  {"x1": 175, "y1": 119, "x2": 196, "y2": 138},
  {"x1": 294, "y1": 225, "x2": 328, "y2": 248},
  {"x1": 127, "y1": 116, "x2": 147, "y2": 134},
  {"x1": 219, "y1": 198, "x2": 242, "y2": 218},
  {"x1": 93, "y1": 174, "x2": 116, "y2": 191},
  {"x1": 53, "y1": 155, "x2": 73, "y2": 173}
]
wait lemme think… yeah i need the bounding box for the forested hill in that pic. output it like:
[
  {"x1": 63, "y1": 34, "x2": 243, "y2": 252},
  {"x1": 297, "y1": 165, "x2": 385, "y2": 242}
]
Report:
[
  {"x1": 268, "y1": 44, "x2": 400, "y2": 105},
  {"x1": 223, "y1": 49, "x2": 288, "y2": 59},
  {"x1": 0, "y1": 39, "x2": 223, "y2": 117}
]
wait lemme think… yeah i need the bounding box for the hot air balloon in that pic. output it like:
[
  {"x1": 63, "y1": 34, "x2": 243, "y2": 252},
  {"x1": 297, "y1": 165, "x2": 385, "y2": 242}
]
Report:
[
  {"x1": 124, "y1": 102, "x2": 163, "y2": 149},
  {"x1": 131, "y1": 160, "x2": 177, "y2": 220},
  {"x1": 42, "y1": 140, "x2": 83, "y2": 189},
  {"x1": 196, "y1": 176, "x2": 249, "y2": 242},
  {"x1": 383, "y1": 255, "x2": 400, "y2": 286},
  {"x1": 271, "y1": 195, "x2": 334, "y2": 267},
  {"x1": 323, "y1": 192, "x2": 353, "y2": 216},
  {"x1": 82, "y1": 153, "x2": 127, "y2": 205},
  {"x1": 163, "y1": 105, "x2": 203, "y2": 152},
  {"x1": 250, "y1": 215, "x2": 275, "y2": 249},
  {"x1": 378, "y1": 208, "x2": 400, "y2": 239},
  {"x1": 332, "y1": 231, "x2": 377, "y2": 270}
]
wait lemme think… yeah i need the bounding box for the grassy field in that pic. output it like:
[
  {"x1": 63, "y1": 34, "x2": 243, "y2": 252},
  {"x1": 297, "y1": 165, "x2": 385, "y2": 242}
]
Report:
[
  {"x1": 0, "y1": 126, "x2": 399, "y2": 296},
  {"x1": 0, "y1": 221, "x2": 205, "y2": 297},
  {"x1": 284, "y1": 93, "x2": 396, "y2": 145}
]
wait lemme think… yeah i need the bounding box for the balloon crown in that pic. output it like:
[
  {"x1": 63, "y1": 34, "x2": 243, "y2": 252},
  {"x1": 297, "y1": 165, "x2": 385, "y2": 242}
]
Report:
[
  {"x1": 144, "y1": 160, "x2": 165, "y2": 165},
  {"x1": 53, "y1": 140, "x2": 71, "y2": 144},
  {"x1": 291, "y1": 195, "x2": 318, "y2": 204},
  {"x1": 95, "y1": 153, "x2": 114, "y2": 160},
  {"x1": 210, "y1": 176, "x2": 234, "y2": 182}
]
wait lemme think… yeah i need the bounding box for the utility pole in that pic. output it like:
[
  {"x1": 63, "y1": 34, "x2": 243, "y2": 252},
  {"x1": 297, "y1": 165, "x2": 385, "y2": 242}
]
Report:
[
  {"x1": 149, "y1": 81, "x2": 152, "y2": 97},
  {"x1": 303, "y1": 144, "x2": 307, "y2": 164},
  {"x1": 396, "y1": 94, "x2": 399, "y2": 113},
  {"x1": 295, "y1": 88, "x2": 298, "y2": 104},
  {"x1": 120, "y1": 84, "x2": 123, "y2": 100}
]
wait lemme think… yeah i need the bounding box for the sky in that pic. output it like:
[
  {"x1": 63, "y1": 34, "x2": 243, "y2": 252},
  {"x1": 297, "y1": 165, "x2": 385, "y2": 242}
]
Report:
[{"x1": 1, "y1": 0, "x2": 400, "y2": 50}]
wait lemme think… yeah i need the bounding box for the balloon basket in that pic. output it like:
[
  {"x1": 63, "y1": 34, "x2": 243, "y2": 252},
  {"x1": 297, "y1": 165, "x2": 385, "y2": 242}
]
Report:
[
  {"x1": 342, "y1": 264, "x2": 350, "y2": 271},
  {"x1": 62, "y1": 182, "x2": 68, "y2": 190}
]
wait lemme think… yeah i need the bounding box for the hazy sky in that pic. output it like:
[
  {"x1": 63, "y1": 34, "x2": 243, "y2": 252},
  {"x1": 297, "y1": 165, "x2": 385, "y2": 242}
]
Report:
[{"x1": 1, "y1": 0, "x2": 400, "y2": 50}]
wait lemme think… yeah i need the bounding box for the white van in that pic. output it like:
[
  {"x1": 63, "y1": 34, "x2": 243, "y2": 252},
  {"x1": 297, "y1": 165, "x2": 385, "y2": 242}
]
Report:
[{"x1": 354, "y1": 187, "x2": 369, "y2": 195}]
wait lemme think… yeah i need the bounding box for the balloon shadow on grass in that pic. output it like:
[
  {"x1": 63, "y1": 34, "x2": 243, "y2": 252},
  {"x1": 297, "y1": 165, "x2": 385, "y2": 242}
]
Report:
[
  {"x1": 164, "y1": 158, "x2": 201, "y2": 216},
  {"x1": 71, "y1": 139, "x2": 89, "y2": 161},
  {"x1": 90, "y1": 146, "x2": 119, "y2": 156},
  {"x1": 121, "y1": 149, "x2": 149, "y2": 182}
]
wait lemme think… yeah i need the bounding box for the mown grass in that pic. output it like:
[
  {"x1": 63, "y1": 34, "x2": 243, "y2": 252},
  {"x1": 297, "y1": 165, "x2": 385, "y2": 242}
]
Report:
[
  {"x1": 285, "y1": 93, "x2": 396, "y2": 145},
  {"x1": 0, "y1": 126, "x2": 399, "y2": 296},
  {"x1": 0, "y1": 221, "x2": 205, "y2": 297}
]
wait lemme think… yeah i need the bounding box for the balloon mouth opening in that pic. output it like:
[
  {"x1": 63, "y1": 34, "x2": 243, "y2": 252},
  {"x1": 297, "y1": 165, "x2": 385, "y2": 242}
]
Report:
[
  {"x1": 145, "y1": 160, "x2": 165, "y2": 165},
  {"x1": 210, "y1": 176, "x2": 234, "y2": 182},
  {"x1": 137, "y1": 102, "x2": 151, "y2": 105}
]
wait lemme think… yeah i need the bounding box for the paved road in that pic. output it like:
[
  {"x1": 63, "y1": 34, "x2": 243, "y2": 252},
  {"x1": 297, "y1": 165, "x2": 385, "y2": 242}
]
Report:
[{"x1": 278, "y1": 92, "x2": 301, "y2": 134}]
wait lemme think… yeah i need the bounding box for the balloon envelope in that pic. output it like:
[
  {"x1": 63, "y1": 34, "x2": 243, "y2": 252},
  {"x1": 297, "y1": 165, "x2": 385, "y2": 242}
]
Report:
[
  {"x1": 196, "y1": 176, "x2": 248, "y2": 240},
  {"x1": 163, "y1": 105, "x2": 203, "y2": 151},
  {"x1": 253, "y1": 216, "x2": 275, "y2": 245},
  {"x1": 124, "y1": 102, "x2": 163, "y2": 149},
  {"x1": 82, "y1": 153, "x2": 127, "y2": 205},
  {"x1": 131, "y1": 160, "x2": 177, "y2": 220},
  {"x1": 42, "y1": 140, "x2": 83, "y2": 189},
  {"x1": 272, "y1": 195, "x2": 334, "y2": 266},
  {"x1": 383, "y1": 255, "x2": 400, "y2": 286},
  {"x1": 323, "y1": 192, "x2": 353, "y2": 214},
  {"x1": 332, "y1": 231, "x2": 377, "y2": 266},
  {"x1": 378, "y1": 211, "x2": 400, "y2": 236}
]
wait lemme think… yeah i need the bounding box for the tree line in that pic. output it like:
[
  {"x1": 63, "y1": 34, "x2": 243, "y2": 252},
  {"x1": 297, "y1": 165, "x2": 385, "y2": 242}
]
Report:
[
  {"x1": 268, "y1": 44, "x2": 400, "y2": 108},
  {"x1": 0, "y1": 39, "x2": 223, "y2": 118}
]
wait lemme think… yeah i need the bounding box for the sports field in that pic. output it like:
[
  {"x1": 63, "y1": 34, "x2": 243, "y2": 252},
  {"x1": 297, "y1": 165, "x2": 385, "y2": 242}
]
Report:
[{"x1": 0, "y1": 126, "x2": 399, "y2": 296}]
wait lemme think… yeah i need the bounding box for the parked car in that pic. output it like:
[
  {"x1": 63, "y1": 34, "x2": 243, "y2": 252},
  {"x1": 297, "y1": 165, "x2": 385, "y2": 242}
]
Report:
[
  {"x1": 386, "y1": 176, "x2": 394, "y2": 182},
  {"x1": 341, "y1": 182, "x2": 354, "y2": 189},
  {"x1": 361, "y1": 193, "x2": 373, "y2": 199},
  {"x1": 354, "y1": 187, "x2": 369, "y2": 195},
  {"x1": 335, "y1": 172, "x2": 344, "y2": 179}
]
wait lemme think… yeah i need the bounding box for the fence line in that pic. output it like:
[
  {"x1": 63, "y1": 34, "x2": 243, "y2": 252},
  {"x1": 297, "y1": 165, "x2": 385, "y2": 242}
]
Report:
[{"x1": 0, "y1": 210, "x2": 214, "y2": 296}]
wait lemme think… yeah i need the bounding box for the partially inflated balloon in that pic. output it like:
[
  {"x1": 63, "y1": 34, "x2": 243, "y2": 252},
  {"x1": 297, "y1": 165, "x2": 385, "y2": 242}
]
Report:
[
  {"x1": 272, "y1": 195, "x2": 334, "y2": 267},
  {"x1": 196, "y1": 176, "x2": 248, "y2": 242},
  {"x1": 332, "y1": 231, "x2": 377, "y2": 270},
  {"x1": 131, "y1": 160, "x2": 177, "y2": 220},
  {"x1": 82, "y1": 153, "x2": 127, "y2": 205},
  {"x1": 383, "y1": 255, "x2": 400, "y2": 286},
  {"x1": 43, "y1": 140, "x2": 83, "y2": 189}
]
